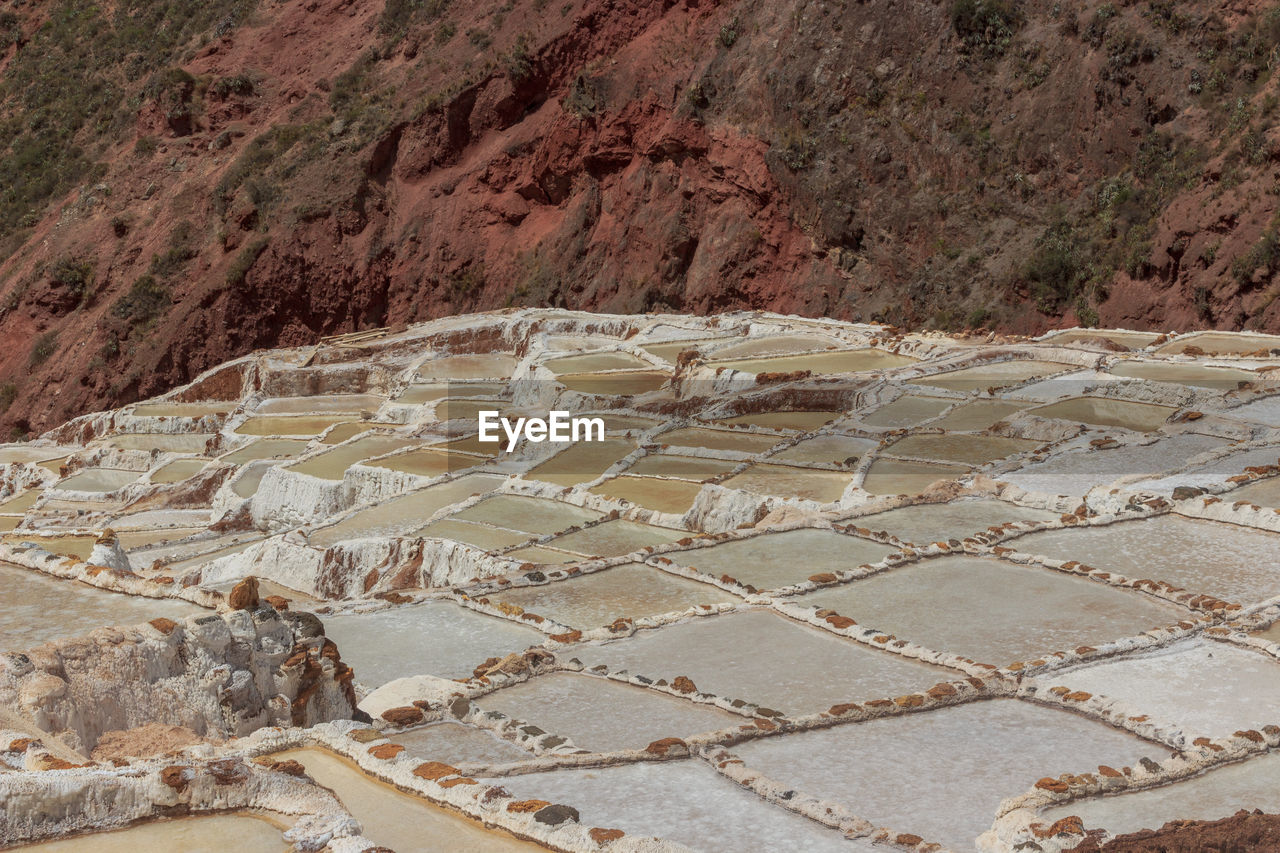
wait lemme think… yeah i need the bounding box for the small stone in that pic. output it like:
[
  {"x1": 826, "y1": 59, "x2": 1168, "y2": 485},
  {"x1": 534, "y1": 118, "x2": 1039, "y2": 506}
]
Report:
[
  {"x1": 589, "y1": 827, "x2": 626, "y2": 844},
  {"x1": 671, "y1": 676, "x2": 697, "y2": 694},
  {"x1": 533, "y1": 804, "x2": 580, "y2": 826},
  {"x1": 506, "y1": 799, "x2": 551, "y2": 813},
  {"x1": 368, "y1": 743, "x2": 404, "y2": 760},
  {"x1": 381, "y1": 706, "x2": 425, "y2": 726},
  {"x1": 228, "y1": 576, "x2": 259, "y2": 611}
]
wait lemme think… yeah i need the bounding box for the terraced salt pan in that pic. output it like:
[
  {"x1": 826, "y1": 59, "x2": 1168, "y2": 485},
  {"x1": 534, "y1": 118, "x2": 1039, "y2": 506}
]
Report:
[
  {"x1": 395, "y1": 720, "x2": 532, "y2": 765},
  {"x1": 772, "y1": 434, "x2": 876, "y2": 465},
  {"x1": 859, "y1": 395, "x2": 952, "y2": 428},
  {"x1": 118, "y1": 527, "x2": 205, "y2": 550},
  {"x1": 320, "y1": 422, "x2": 389, "y2": 444},
  {"x1": 642, "y1": 338, "x2": 728, "y2": 362},
  {"x1": 218, "y1": 439, "x2": 310, "y2": 464},
  {"x1": 234, "y1": 415, "x2": 351, "y2": 437},
  {"x1": 396, "y1": 382, "x2": 507, "y2": 405},
  {"x1": 544, "y1": 519, "x2": 685, "y2": 558},
  {"x1": 655, "y1": 428, "x2": 783, "y2": 454},
  {"x1": 670, "y1": 528, "x2": 894, "y2": 589},
  {"x1": 716, "y1": 410, "x2": 842, "y2": 431},
  {"x1": 1000, "y1": 433, "x2": 1228, "y2": 496},
  {"x1": 1050, "y1": 640, "x2": 1280, "y2": 739},
  {"x1": 415, "y1": 518, "x2": 532, "y2": 550},
  {"x1": 709, "y1": 334, "x2": 842, "y2": 358},
  {"x1": 525, "y1": 438, "x2": 637, "y2": 487},
  {"x1": 805, "y1": 555, "x2": 1183, "y2": 665},
  {"x1": 1224, "y1": 394, "x2": 1280, "y2": 425},
  {"x1": 272, "y1": 749, "x2": 540, "y2": 852},
  {"x1": 1010, "y1": 515, "x2": 1280, "y2": 605},
  {"x1": 54, "y1": 468, "x2": 139, "y2": 493},
  {"x1": 589, "y1": 475, "x2": 704, "y2": 513},
  {"x1": 1029, "y1": 397, "x2": 1177, "y2": 431},
  {"x1": 93, "y1": 434, "x2": 214, "y2": 452},
  {"x1": 1123, "y1": 445, "x2": 1280, "y2": 493},
  {"x1": 1225, "y1": 475, "x2": 1280, "y2": 506},
  {"x1": 1042, "y1": 329, "x2": 1162, "y2": 348},
  {"x1": 286, "y1": 436, "x2": 418, "y2": 480},
  {"x1": 734, "y1": 699, "x2": 1165, "y2": 849},
  {"x1": 255, "y1": 394, "x2": 384, "y2": 414},
  {"x1": 231, "y1": 462, "x2": 276, "y2": 498},
  {"x1": 476, "y1": 672, "x2": 739, "y2": 752},
  {"x1": 6, "y1": 534, "x2": 95, "y2": 559},
  {"x1": 708, "y1": 349, "x2": 915, "y2": 375},
  {"x1": 0, "y1": 490, "x2": 42, "y2": 513},
  {"x1": 0, "y1": 517, "x2": 20, "y2": 531},
  {"x1": 911, "y1": 360, "x2": 1073, "y2": 391},
  {"x1": 416, "y1": 353, "x2": 518, "y2": 380},
  {"x1": 721, "y1": 463, "x2": 851, "y2": 503},
  {"x1": 860, "y1": 458, "x2": 970, "y2": 495},
  {"x1": 16, "y1": 814, "x2": 288, "y2": 852},
  {"x1": 1157, "y1": 331, "x2": 1280, "y2": 355},
  {"x1": 0, "y1": 447, "x2": 70, "y2": 464},
  {"x1": 307, "y1": 474, "x2": 505, "y2": 548},
  {"x1": 484, "y1": 760, "x2": 875, "y2": 853},
  {"x1": 0, "y1": 561, "x2": 202, "y2": 651},
  {"x1": 452, "y1": 495, "x2": 602, "y2": 534},
  {"x1": 323, "y1": 601, "x2": 542, "y2": 686},
  {"x1": 583, "y1": 610, "x2": 954, "y2": 715},
  {"x1": 882, "y1": 434, "x2": 1038, "y2": 466},
  {"x1": 925, "y1": 398, "x2": 1033, "y2": 431},
  {"x1": 1108, "y1": 360, "x2": 1260, "y2": 389},
  {"x1": 487, "y1": 562, "x2": 737, "y2": 629},
  {"x1": 128, "y1": 401, "x2": 235, "y2": 418},
  {"x1": 544, "y1": 351, "x2": 651, "y2": 373},
  {"x1": 502, "y1": 545, "x2": 579, "y2": 565},
  {"x1": 366, "y1": 447, "x2": 481, "y2": 477},
  {"x1": 150, "y1": 458, "x2": 210, "y2": 483},
  {"x1": 853, "y1": 499, "x2": 1056, "y2": 545},
  {"x1": 558, "y1": 371, "x2": 669, "y2": 396},
  {"x1": 627, "y1": 454, "x2": 738, "y2": 481}
]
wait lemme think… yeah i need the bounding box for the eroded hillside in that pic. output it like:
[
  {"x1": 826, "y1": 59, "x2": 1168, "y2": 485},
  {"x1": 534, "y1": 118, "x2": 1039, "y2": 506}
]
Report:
[{"x1": 0, "y1": 0, "x2": 1279, "y2": 434}]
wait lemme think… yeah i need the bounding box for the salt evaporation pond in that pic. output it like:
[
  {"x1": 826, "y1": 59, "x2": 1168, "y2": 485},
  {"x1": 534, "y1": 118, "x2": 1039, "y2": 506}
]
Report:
[
  {"x1": 999, "y1": 433, "x2": 1227, "y2": 496},
  {"x1": 627, "y1": 453, "x2": 738, "y2": 480},
  {"x1": 543, "y1": 519, "x2": 685, "y2": 558},
  {"x1": 255, "y1": 394, "x2": 384, "y2": 414},
  {"x1": 1029, "y1": 397, "x2": 1176, "y2": 431},
  {"x1": 483, "y1": 760, "x2": 876, "y2": 853},
  {"x1": 1009, "y1": 515, "x2": 1280, "y2": 605},
  {"x1": 395, "y1": 720, "x2": 532, "y2": 765},
  {"x1": 558, "y1": 371, "x2": 669, "y2": 396},
  {"x1": 287, "y1": 436, "x2": 418, "y2": 480},
  {"x1": 129, "y1": 401, "x2": 235, "y2": 417},
  {"x1": 1123, "y1": 445, "x2": 1280, "y2": 493},
  {"x1": 1043, "y1": 328, "x2": 1161, "y2": 348},
  {"x1": 669, "y1": 528, "x2": 895, "y2": 589},
  {"x1": 1108, "y1": 360, "x2": 1260, "y2": 389},
  {"x1": 323, "y1": 600, "x2": 542, "y2": 686},
  {"x1": 0, "y1": 562, "x2": 203, "y2": 651},
  {"x1": 477, "y1": 672, "x2": 738, "y2": 752},
  {"x1": 234, "y1": 415, "x2": 351, "y2": 436},
  {"x1": 451, "y1": 495, "x2": 602, "y2": 534},
  {"x1": 416, "y1": 353, "x2": 519, "y2": 380},
  {"x1": 734, "y1": 699, "x2": 1166, "y2": 849},
  {"x1": 526, "y1": 438, "x2": 636, "y2": 487},
  {"x1": 588, "y1": 475, "x2": 704, "y2": 513},
  {"x1": 926, "y1": 398, "x2": 1032, "y2": 431},
  {"x1": 709, "y1": 334, "x2": 841, "y2": 358},
  {"x1": 804, "y1": 556, "x2": 1183, "y2": 665},
  {"x1": 0, "y1": 490, "x2": 42, "y2": 513},
  {"x1": 881, "y1": 433, "x2": 1038, "y2": 466},
  {"x1": 307, "y1": 474, "x2": 505, "y2": 547},
  {"x1": 487, "y1": 562, "x2": 737, "y2": 629},
  {"x1": 149, "y1": 458, "x2": 210, "y2": 483},
  {"x1": 912, "y1": 360, "x2": 1072, "y2": 391},
  {"x1": 94, "y1": 433, "x2": 213, "y2": 452},
  {"x1": 852, "y1": 499, "x2": 1056, "y2": 544},
  {"x1": 544, "y1": 351, "x2": 651, "y2": 373},
  {"x1": 860, "y1": 395, "x2": 952, "y2": 428},
  {"x1": 1157, "y1": 331, "x2": 1280, "y2": 355},
  {"x1": 218, "y1": 438, "x2": 310, "y2": 464},
  {"x1": 717, "y1": 410, "x2": 841, "y2": 431},
  {"x1": 772, "y1": 434, "x2": 876, "y2": 465},
  {"x1": 416, "y1": 518, "x2": 532, "y2": 550},
  {"x1": 54, "y1": 468, "x2": 139, "y2": 493},
  {"x1": 860, "y1": 458, "x2": 970, "y2": 495},
  {"x1": 581, "y1": 610, "x2": 954, "y2": 715},
  {"x1": 1048, "y1": 640, "x2": 1280, "y2": 739},
  {"x1": 1041, "y1": 750, "x2": 1280, "y2": 835},
  {"x1": 720, "y1": 463, "x2": 851, "y2": 503},
  {"x1": 1226, "y1": 475, "x2": 1280, "y2": 507},
  {"x1": 710, "y1": 349, "x2": 915, "y2": 376},
  {"x1": 272, "y1": 749, "x2": 541, "y2": 852},
  {"x1": 15, "y1": 814, "x2": 289, "y2": 852}
]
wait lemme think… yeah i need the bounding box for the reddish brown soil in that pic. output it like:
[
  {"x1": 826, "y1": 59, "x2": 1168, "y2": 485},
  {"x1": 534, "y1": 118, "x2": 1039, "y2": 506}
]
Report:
[
  {"x1": 1070, "y1": 810, "x2": 1280, "y2": 852},
  {"x1": 1, "y1": 0, "x2": 1279, "y2": 433}
]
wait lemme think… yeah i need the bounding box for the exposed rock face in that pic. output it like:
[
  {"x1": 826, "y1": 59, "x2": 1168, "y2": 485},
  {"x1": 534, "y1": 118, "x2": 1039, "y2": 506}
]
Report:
[
  {"x1": 1068, "y1": 810, "x2": 1280, "y2": 852},
  {"x1": 0, "y1": 608, "x2": 357, "y2": 754}
]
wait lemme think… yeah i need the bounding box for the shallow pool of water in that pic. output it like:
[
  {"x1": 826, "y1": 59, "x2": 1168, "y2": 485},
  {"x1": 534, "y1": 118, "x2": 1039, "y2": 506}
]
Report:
[
  {"x1": 1226, "y1": 476, "x2": 1280, "y2": 507},
  {"x1": 0, "y1": 490, "x2": 42, "y2": 513},
  {"x1": 627, "y1": 454, "x2": 738, "y2": 481},
  {"x1": 927, "y1": 398, "x2": 1034, "y2": 431},
  {"x1": 558, "y1": 371, "x2": 669, "y2": 396},
  {"x1": 1000, "y1": 434, "x2": 1228, "y2": 496},
  {"x1": 288, "y1": 436, "x2": 419, "y2": 480},
  {"x1": 94, "y1": 434, "x2": 215, "y2": 453},
  {"x1": 323, "y1": 601, "x2": 543, "y2": 686},
  {"x1": 655, "y1": 428, "x2": 783, "y2": 455},
  {"x1": 0, "y1": 561, "x2": 202, "y2": 651},
  {"x1": 14, "y1": 814, "x2": 288, "y2": 852},
  {"x1": 481, "y1": 759, "x2": 875, "y2": 853},
  {"x1": 320, "y1": 422, "x2": 390, "y2": 445},
  {"x1": 1108, "y1": 361, "x2": 1260, "y2": 389},
  {"x1": 366, "y1": 447, "x2": 482, "y2": 478},
  {"x1": 395, "y1": 720, "x2": 532, "y2": 765},
  {"x1": 1156, "y1": 332, "x2": 1280, "y2": 355},
  {"x1": 218, "y1": 439, "x2": 311, "y2": 465},
  {"x1": 544, "y1": 520, "x2": 685, "y2": 558},
  {"x1": 721, "y1": 463, "x2": 852, "y2": 503},
  {"x1": 733, "y1": 698, "x2": 1165, "y2": 849},
  {"x1": 476, "y1": 672, "x2": 738, "y2": 752},
  {"x1": 805, "y1": 555, "x2": 1183, "y2": 665},
  {"x1": 588, "y1": 475, "x2": 704, "y2": 514},
  {"x1": 525, "y1": 439, "x2": 636, "y2": 487},
  {"x1": 710, "y1": 334, "x2": 842, "y2": 359},
  {"x1": 716, "y1": 410, "x2": 843, "y2": 431},
  {"x1": 771, "y1": 434, "x2": 876, "y2": 466},
  {"x1": 911, "y1": 360, "x2": 1073, "y2": 391},
  {"x1": 415, "y1": 518, "x2": 532, "y2": 551},
  {"x1": 488, "y1": 562, "x2": 736, "y2": 629},
  {"x1": 582, "y1": 609, "x2": 953, "y2": 715},
  {"x1": 452, "y1": 495, "x2": 602, "y2": 534},
  {"x1": 1044, "y1": 329, "x2": 1162, "y2": 349},
  {"x1": 860, "y1": 458, "x2": 970, "y2": 495},
  {"x1": 55, "y1": 468, "x2": 139, "y2": 493},
  {"x1": 234, "y1": 415, "x2": 351, "y2": 437},
  {"x1": 882, "y1": 434, "x2": 1038, "y2": 466},
  {"x1": 396, "y1": 382, "x2": 508, "y2": 405},
  {"x1": 417, "y1": 354, "x2": 519, "y2": 381},
  {"x1": 710, "y1": 349, "x2": 915, "y2": 375},
  {"x1": 307, "y1": 474, "x2": 506, "y2": 548},
  {"x1": 129, "y1": 401, "x2": 235, "y2": 418},
  {"x1": 255, "y1": 394, "x2": 385, "y2": 414},
  {"x1": 1041, "y1": 750, "x2": 1280, "y2": 835},
  {"x1": 859, "y1": 395, "x2": 953, "y2": 428},
  {"x1": 852, "y1": 499, "x2": 1056, "y2": 544},
  {"x1": 1009, "y1": 515, "x2": 1280, "y2": 606},
  {"x1": 1029, "y1": 397, "x2": 1177, "y2": 432},
  {"x1": 642, "y1": 338, "x2": 728, "y2": 362},
  {"x1": 272, "y1": 748, "x2": 539, "y2": 852},
  {"x1": 150, "y1": 458, "x2": 210, "y2": 484},
  {"x1": 544, "y1": 351, "x2": 652, "y2": 373},
  {"x1": 1051, "y1": 639, "x2": 1280, "y2": 739},
  {"x1": 671, "y1": 528, "x2": 894, "y2": 589}
]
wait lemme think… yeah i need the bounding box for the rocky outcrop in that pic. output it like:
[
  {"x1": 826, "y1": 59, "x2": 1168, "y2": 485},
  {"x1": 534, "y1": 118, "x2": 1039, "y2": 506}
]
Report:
[{"x1": 0, "y1": 607, "x2": 357, "y2": 754}]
